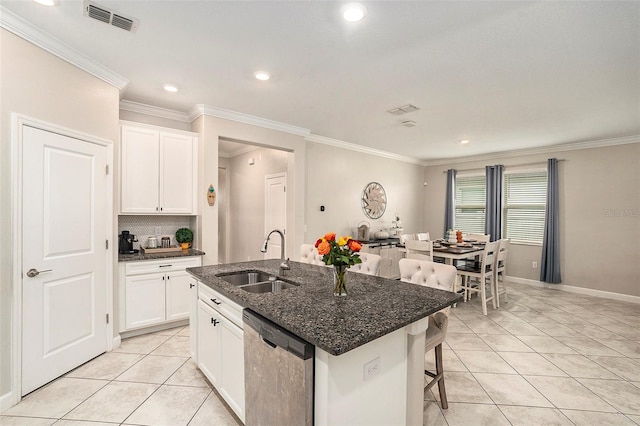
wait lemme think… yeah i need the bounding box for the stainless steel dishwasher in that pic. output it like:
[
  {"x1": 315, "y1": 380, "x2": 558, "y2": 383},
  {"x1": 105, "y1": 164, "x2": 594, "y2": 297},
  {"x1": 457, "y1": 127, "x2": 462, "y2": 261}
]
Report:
[{"x1": 243, "y1": 309, "x2": 314, "y2": 426}]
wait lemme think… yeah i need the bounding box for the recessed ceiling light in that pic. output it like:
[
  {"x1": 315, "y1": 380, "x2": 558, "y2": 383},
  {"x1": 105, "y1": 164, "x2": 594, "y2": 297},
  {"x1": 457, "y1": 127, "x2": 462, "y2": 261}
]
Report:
[
  {"x1": 253, "y1": 71, "x2": 270, "y2": 81},
  {"x1": 341, "y1": 3, "x2": 367, "y2": 22},
  {"x1": 33, "y1": 0, "x2": 55, "y2": 5},
  {"x1": 163, "y1": 84, "x2": 179, "y2": 93},
  {"x1": 459, "y1": 139, "x2": 470, "y2": 144}
]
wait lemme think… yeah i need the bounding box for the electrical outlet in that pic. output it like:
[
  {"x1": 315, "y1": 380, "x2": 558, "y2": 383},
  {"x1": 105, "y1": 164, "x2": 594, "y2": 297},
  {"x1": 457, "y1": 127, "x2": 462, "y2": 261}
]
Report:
[
  {"x1": 363, "y1": 357, "x2": 380, "y2": 381},
  {"x1": 155, "y1": 226, "x2": 161, "y2": 236},
  {"x1": 532, "y1": 261, "x2": 538, "y2": 269}
]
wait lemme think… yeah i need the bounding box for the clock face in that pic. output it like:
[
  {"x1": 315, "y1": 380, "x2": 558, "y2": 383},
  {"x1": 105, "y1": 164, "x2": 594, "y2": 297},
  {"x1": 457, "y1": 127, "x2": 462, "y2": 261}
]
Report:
[{"x1": 361, "y1": 182, "x2": 387, "y2": 219}]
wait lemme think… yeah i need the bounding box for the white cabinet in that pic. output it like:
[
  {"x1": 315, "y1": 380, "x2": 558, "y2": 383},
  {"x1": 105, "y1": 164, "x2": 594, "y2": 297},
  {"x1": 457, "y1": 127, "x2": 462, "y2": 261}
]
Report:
[
  {"x1": 120, "y1": 122, "x2": 198, "y2": 214},
  {"x1": 196, "y1": 282, "x2": 245, "y2": 422},
  {"x1": 119, "y1": 257, "x2": 201, "y2": 332},
  {"x1": 362, "y1": 243, "x2": 401, "y2": 279}
]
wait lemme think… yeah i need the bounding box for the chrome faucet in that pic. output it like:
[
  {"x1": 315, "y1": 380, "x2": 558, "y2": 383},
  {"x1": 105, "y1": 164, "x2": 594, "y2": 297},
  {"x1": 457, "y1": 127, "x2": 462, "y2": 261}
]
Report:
[{"x1": 260, "y1": 229, "x2": 290, "y2": 275}]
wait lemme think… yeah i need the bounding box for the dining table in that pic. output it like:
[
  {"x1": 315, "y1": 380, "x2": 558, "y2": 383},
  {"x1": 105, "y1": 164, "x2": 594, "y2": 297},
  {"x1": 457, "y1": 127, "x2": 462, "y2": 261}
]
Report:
[{"x1": 432, "y1": 241, "x2": 485, "y2": 294}]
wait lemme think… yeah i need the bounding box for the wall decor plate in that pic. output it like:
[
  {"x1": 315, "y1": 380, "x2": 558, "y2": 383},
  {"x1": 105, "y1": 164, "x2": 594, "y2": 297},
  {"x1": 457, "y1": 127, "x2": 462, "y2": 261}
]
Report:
[{"x1": 361, "y1": 182, "x2": 387, "y2": 219}]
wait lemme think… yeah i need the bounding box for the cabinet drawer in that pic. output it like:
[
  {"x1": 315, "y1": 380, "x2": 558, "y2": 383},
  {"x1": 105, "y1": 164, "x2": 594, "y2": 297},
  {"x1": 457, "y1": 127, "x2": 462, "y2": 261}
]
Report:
[
  {"x1": 125, "y1": 257, "x2": 201, "y2": 275},
  {"x1": 199, "y1": 283, "x2": 244, "y2": 329}
]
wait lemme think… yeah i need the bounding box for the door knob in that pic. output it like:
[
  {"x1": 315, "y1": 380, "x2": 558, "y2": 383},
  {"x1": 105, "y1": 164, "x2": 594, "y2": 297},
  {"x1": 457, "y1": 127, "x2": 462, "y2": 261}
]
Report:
[{"x1": 26, "y1": 268, "x2": 52, "y2": 278}]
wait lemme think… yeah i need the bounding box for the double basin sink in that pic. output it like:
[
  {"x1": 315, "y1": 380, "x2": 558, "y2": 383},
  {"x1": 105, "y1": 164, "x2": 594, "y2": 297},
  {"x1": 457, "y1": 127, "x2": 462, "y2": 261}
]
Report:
[{"x1": 217, "y1": 270, "x2": 299, "y2": 294}]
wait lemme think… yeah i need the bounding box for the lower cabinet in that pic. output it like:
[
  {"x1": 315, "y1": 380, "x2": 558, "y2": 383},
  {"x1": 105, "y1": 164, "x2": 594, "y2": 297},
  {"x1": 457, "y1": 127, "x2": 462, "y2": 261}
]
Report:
[
  {"x1": 119, "y1": 257, "x2": 201, "y2": 332},
  {"x1": 362, "y1": 243, "x2": 402, "y2": 279},
  {"x1": 196, "y1": 283, "x2": 245, "y2": 422}
]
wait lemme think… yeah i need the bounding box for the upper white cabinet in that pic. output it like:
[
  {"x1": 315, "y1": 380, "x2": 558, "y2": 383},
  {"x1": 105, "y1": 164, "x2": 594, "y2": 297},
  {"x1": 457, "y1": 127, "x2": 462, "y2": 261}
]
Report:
[{"x1": 120, "y1": 123, "x2": 198, "y2": 214}]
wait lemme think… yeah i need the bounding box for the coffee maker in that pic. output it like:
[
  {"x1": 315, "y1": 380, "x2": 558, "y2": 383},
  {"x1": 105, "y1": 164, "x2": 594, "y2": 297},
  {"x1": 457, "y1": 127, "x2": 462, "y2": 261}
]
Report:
[{"x1": 118, "y1": 230, "x2": 139, "y2": 254}]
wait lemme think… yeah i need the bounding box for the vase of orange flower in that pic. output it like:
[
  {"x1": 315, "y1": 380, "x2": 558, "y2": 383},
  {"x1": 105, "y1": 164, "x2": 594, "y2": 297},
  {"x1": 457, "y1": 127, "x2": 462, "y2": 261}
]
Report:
[{"x1": 315, "y1": 232, "x2": 362, "y2": 296}]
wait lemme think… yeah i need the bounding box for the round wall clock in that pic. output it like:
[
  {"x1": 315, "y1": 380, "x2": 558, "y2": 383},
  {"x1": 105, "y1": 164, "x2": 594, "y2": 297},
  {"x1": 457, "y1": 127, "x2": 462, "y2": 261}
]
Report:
[{"x1": 361, "y1": 182, "x2": 387, "y2": 219}]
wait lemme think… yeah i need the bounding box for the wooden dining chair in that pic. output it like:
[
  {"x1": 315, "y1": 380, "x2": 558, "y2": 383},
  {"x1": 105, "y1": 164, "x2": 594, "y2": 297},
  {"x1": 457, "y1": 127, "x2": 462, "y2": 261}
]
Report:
[
  {"x1": 416, "y1": 232, "x2": 430, "y2": 241},
  {"x1": 456, "y1": 240, "x2": 499, "y2": 315},
  {"x1": 399, "y1": 259, "x2": 457, "y2": 409},
  {"x1": 404, "y1": 239, "x2": 433, "y2": 261},
  {"x1": 494, "y1": 239, "x2": 510, "y2": 307},
  {"x1": 399, "y1": 233, "x2": 416, "y2": 245}
]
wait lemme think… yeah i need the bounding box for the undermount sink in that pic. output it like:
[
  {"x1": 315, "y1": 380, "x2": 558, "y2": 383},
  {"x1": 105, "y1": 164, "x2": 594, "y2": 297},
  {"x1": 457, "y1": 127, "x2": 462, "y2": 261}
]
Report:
[
  {"x1": 217, "y1": 270, "x2": 274, "y2": 286},
  {"x1": 240, "y1": 280, "x2": 298, "y2": 294},
  {"x1": 217, "y1": 270, "x2": 299, "y2": 294}
]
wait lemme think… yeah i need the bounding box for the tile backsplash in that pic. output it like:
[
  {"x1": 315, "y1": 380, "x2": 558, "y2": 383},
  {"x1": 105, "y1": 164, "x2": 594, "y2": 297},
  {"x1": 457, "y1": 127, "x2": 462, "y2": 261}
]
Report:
[{"x1": 118, "y1": 215, "x2": 197, "y2": 250}]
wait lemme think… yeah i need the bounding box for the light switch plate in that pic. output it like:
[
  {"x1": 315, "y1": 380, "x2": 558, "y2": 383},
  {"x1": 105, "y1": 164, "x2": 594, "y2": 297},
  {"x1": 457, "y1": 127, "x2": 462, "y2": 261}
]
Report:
[{"x1": 155, "y1": 226, "x2": 161, "y2": 236}]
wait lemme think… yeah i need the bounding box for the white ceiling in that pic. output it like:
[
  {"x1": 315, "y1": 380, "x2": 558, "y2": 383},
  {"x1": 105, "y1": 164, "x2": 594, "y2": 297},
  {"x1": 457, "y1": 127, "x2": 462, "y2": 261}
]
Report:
[{"x1": 3, "y1": 0, "x2": 639, "y2": 161}]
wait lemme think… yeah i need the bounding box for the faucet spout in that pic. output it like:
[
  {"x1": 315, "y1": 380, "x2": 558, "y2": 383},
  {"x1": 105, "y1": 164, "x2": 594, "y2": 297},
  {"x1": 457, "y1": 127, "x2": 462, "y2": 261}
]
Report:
[{"x1": 261, "y1": 229, "x2": 289, "y2": 274}]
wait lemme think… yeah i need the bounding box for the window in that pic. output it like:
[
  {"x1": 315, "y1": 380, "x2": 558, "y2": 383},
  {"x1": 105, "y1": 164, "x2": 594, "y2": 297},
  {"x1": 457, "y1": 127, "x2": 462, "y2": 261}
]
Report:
[
  {"x1": 503, "y1": 170, "x2": 547, "y2": 244},
  {"x1": 454, "y1": 174, "x2": 486, "y2": 234}
]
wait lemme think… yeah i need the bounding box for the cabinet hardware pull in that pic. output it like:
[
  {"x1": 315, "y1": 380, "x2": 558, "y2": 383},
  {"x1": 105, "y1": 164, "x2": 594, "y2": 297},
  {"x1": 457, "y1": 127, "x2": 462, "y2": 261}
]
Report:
[
  {"x1": 159, "y1": 264, "x2": 172, "y2": 268},
  {"x1": 160, "y1": 207, "x2": 163, "y2": 211},
  {"x1": 211, "y1": 318, "x2": 219, "y2": 326},
  {"x1": 156, "y1": 207, "x2": 159, "y2": 211},
  {"x1": 211, "y1": 298, "x2": 221, "y2": 305},
  {"x1": 189, "y1": 283, "x2": 195, "y2": 288}
]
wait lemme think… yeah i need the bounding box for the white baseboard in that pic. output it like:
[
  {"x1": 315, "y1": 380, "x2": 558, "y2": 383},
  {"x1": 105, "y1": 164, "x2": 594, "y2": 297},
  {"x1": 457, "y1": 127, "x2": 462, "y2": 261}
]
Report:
[
  {"x1": 506, "y1": 276, "x2": 640, "y2": 305},
  {"x1": 0, "y1": 390, "x2": 17, "y2": 413},
  {"x1": 112, "y1": 334, "x2": 121, "y2": 350}
]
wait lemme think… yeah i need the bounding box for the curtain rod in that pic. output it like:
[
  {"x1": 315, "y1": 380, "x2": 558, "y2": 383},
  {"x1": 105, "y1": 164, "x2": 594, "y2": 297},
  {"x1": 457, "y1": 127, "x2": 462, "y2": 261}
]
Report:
[{"x1": 442, "y1": 159, "x2": 566, "y2": 173}]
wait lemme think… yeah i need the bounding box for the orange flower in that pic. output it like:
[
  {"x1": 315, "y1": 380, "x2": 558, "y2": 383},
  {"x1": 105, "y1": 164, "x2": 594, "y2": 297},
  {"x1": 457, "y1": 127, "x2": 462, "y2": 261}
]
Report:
[
  {"x1": 348, "y1": 240, "x2": 362, "y2": 252},
  {"x1": 317, "y1": 240, "x2": 331, "y2": 255},
  {"x1": 324, "y1": 232, "x2": 336, "y2": 241}
]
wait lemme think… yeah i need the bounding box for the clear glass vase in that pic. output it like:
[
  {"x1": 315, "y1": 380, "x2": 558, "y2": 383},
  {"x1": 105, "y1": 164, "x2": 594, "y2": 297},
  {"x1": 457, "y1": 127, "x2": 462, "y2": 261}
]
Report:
[{"x1": 333, "y1": 264, "x2": 348, "y2": 297}]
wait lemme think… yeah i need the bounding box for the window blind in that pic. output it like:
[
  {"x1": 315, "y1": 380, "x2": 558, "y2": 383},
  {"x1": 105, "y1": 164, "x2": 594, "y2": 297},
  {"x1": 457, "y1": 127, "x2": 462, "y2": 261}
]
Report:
[
  {"x1": 503, "y1": 171, "x2": 547, "y2": 244},
  {"x1": 454, "y1": 174, "x2": 486, "y2": 234}
]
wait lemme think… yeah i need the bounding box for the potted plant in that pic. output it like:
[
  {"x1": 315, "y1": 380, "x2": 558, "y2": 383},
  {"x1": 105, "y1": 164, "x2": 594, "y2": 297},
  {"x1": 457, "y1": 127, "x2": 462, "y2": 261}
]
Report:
[{"x1": 175, "y1": 228, "x2": 193, "y2": 250}]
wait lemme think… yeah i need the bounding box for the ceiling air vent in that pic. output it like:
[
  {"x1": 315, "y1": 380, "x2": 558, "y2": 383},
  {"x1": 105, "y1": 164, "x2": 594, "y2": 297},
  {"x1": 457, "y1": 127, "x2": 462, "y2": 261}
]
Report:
[
  {"x1": 83, "y1": 1, "x2": 138, "y2": 32},
  {"x1": 388, "y1": 104, "x2": 420, "y2": 115},
  {"x1": 401, "y1": 120, "x2": 417, "y2": 127}
]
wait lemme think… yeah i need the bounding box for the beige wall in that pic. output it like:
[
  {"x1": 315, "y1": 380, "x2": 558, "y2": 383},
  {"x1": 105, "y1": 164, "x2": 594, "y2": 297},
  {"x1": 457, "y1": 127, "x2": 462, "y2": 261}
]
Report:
[
  {"x1": 304, "y1": 143, "x2": 426, "y2": 245},
  {"x1": 423, "y1": 142, "x2": 640, "y2": 297},
  {"x1": 227, "y1": 147, "x2": 291, "y2": 263},
  {"x1": 0, "y1": 30, "x2": 120, "y2": 398}
]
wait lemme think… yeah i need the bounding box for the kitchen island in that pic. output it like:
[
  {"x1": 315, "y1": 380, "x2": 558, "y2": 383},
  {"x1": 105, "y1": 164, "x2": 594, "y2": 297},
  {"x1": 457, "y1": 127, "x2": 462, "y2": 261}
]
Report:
[{"x1": 187, "y1": 259, "x2": 461, "y2": 425}]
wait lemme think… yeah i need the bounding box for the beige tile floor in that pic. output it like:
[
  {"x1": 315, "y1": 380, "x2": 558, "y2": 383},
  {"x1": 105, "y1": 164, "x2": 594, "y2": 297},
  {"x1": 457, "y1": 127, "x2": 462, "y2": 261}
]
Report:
[{"x1": 2, "y1": 281, "x2": 640, "y2": 425}]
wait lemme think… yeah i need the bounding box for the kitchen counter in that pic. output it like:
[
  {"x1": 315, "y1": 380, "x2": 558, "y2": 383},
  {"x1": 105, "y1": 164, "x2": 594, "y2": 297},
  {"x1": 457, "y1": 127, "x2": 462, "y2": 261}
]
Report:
[
  {"x1": 118, "y1": 248, "x2": 205, "y2": 262},
  {"x1": 187, "y1": 259, "x2": 461, "y2": 356}
]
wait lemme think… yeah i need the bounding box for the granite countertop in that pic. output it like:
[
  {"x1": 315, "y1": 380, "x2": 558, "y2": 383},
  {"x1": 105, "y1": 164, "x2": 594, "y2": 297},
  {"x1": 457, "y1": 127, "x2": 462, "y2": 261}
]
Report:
[
  {"x1": 119, "y1": 248, "x2": 205, "y2": 262},
  {"x1": 187, "y1": 259, "x2": 461, "y2": 356}
]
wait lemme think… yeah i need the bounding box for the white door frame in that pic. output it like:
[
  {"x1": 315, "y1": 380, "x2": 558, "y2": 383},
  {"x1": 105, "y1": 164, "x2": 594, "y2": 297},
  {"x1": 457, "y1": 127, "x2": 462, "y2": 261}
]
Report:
[
  {"x1": 264, "y1": 172, "x2": 287, "y2": 259},
  {"x1": 10, "y1": 114, "x2": 114, "y2": 406}
]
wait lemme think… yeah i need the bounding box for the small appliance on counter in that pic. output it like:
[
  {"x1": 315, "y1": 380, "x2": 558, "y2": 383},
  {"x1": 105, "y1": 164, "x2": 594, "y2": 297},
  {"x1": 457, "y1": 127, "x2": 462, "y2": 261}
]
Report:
[{"x1": 118, "y1": 230, "x2": 138, "y2": 254}]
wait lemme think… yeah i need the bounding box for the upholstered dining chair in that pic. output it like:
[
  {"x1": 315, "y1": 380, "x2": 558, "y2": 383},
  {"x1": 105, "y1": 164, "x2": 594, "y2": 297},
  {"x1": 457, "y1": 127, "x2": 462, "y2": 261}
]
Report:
[
  {"x1": 404, "y1": 239, "x2": 433, "y2": 261},
  {"x1": 348, "y1": 252, "x2": 382, "y2": 276},
  {"x1": 456, "y1": 240, "x2": 499, "y2": 315},
  {"x1": 299, "y1": 243, "x2": 326, "y2": 266},
  {"x1": 494, "y1": 238, "x2": 510, "y2": 307},
  {"x1": 398, "y1": 259, "x2": 457, "y2": 409}
]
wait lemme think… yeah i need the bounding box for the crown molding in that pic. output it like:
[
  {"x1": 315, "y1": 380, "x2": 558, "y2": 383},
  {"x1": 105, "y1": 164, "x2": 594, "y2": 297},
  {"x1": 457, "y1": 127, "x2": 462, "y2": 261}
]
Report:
[
  {"x1": 119, "y1": 100, "x2": 190, "y2": 123},
  {"x1": 306, "y1": 134, "x2": 426, "y2": 166},
  {"x1": 422, "y1": 135, "x2": 640, "y2": 167},
  {"x1": 0, "y1": 6, "x2": 128, "y2": 89},
  {"x1": 189, "y1": 104, "x2": 310, "y2": 137}
]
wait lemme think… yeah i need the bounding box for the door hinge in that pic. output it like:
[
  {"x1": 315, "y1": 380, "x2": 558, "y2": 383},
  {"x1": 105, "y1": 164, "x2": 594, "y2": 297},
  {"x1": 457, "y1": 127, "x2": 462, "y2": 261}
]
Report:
[
  {"x1": 106, "y1": 313, "x2": 110, "y2": 324},
  {"x1": 105, "y1": 164, "x2": 109, "y2": 175},
  {"x1": 105, "y1": 239, "x2": 109, "y2": 249}
]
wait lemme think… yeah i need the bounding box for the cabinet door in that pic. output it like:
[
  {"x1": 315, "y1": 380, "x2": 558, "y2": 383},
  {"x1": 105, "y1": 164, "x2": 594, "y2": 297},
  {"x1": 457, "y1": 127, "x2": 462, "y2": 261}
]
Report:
[
  {"x1": 166, "y1": 270, "x2": 194, "y2": 322},
  {"x1": 125, "y1": 273, "x2": 165, "y2": 329},
  {"x1": 379, "y1": 247, "x2": 392, "y2": 278},
  {"x1": 197, "y1": 300, "x2": 220, "y2": 387},
  {"x1": 219, "y1": 318, "x2": 245, "y2": 422},
  {"x1": 159, "y1": 132, "x2": 196, "y2": 214},
  {"x1": 121, "y1": 126, "x2": 160, "y2": 213}
]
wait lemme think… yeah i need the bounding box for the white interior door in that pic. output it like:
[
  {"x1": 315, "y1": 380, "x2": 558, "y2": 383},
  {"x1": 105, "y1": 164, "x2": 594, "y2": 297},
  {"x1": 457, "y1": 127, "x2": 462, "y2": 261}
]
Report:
[
  {"x1": 22, "y1": 125, "x2": 108, "y2": 395},
  {"x1": 264, "y1": 173, "x2": 287, "y2": 259}
]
